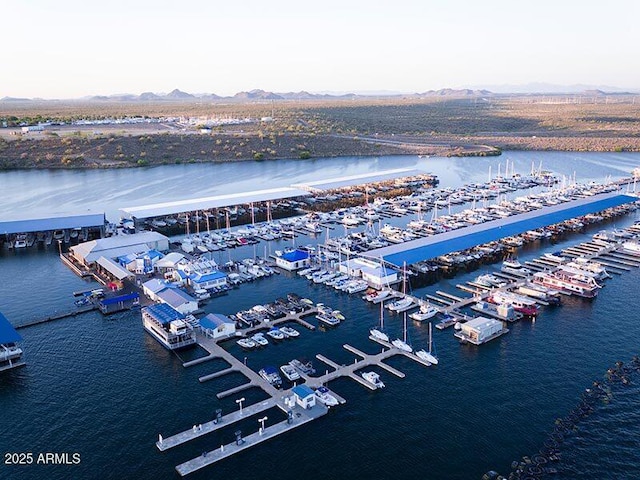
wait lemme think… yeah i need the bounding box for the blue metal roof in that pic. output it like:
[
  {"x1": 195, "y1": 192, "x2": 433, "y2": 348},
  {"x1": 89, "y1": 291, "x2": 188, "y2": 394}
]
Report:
[
  {"x1": 0, "y1": 312, "x2": 22, "y2": 344},
  {"x1": 367, "y1": 193, "x2": 638, "y2": 267},
  {"x1": 0, "y1": 213, "x2": 105, "y2": 235},
  {"x1": 281, "y1": 249, "x2": 310, "y2": 262},
  {"x1": 200, "y1": 313, "x2": 234, "y2": 329},
  {"x1": 143, "y1": 303, "x2": 184, "y2": 324},
  {"x1": 100, "y1": 292, "x2": 139, "y2": 306},
  {"x1": 191, "y1": 271, "x2": 227, "y2": 283},
  {"x1": 292, "y1": 384, "x2": 315, "y2": 398}
]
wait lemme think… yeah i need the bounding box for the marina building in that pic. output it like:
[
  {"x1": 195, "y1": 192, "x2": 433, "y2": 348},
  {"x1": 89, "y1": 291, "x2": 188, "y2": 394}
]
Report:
[
  {"x1": 70, "y1": 232, "x2": 170, "y2": 267},
  {"x1": 0, "y1": 312, "x2": 24, "y2": 372},
  {"x1": 275, "y1": 249, "x2": 311, "y2": 271},
  {"x1": 199, "y1": 313, "x2": 236, "y2": 339},
  {"x1": 339, "y1": 258, "x2": 399, "y2": 288},
  {"x1": 141, "y1": 303, "x2": 196, "y2": 350},
  {"x1": 189, "y1": 271, "x2": 227, "y2": 290},
  {"x1": 96, "y1": 256, "x2": 136, "y2": 283},
  {"x1": 155, "y1": 288, "x2": 199, "y2": 315},
  {"x1": 455, "y1": 317, "x2": 508, "y2": 345},
  {"x1": 98, "y1": 292, "x2": 140, "y2": 314},
  {"x1": 154, "y1": 252, "x2": 187, "y2": 275},
  {"x1": 292, "y1": 384, "x2": 316, "y2": 409}
]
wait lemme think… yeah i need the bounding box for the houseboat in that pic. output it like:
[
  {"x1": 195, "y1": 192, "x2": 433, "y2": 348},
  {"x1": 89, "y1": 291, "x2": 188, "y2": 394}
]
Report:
[{"x1": 142, "y1": 303, "x2": 196, "y2": 350}]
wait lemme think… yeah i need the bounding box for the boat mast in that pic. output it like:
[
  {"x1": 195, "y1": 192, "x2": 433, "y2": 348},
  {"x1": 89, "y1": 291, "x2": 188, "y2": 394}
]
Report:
[
  {"x1": 403, "y1": 312, "x2": 408, "y2": 343},
  {"x1": 428, "y1": 322, "x2": 432, "y2": 354}
]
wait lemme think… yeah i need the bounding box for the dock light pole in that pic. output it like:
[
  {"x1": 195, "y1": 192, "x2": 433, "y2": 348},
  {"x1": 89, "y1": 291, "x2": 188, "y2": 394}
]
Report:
[
  {"x1": 57, "y1": 239, "x2": 62, "y2": 256},
  {"x1": 258, "y1": 416, "x2": 268, "y2": 435},
  {"x1": 236, "y1": 397, "x2": 245, "y2": 415}
]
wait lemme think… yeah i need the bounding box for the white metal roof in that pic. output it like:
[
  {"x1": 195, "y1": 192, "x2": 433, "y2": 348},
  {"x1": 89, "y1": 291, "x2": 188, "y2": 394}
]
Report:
[
  {"x1": 119, "y1": 187, "x2": 310, "y2": 220},
  {"x1": 70, "y1": 232, "x2": 169, "y2": 263},
  {"x1": 291, "y1": 168, "x2": 425, "y2": 192},
  {"x1": 96, "y1": 256, "x2": 135, "y2": 280}
]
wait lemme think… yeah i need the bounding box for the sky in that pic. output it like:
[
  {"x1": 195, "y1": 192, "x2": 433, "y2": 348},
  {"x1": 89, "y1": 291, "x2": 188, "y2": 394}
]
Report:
[{"x1": 4, "y1": 0, "x2": 640, "y2": 98}]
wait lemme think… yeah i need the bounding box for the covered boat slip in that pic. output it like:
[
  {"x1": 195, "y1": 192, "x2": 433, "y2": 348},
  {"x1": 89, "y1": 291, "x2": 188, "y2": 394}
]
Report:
[
  {"x1": 0, "y1": 212, "x2": 106, "y2": 235},
  {"x1": 365, "y1": 192, "x2": 639, "y2": 267},
  {"x1": 0, "y1": 312, "x2": 24, "y2": 372},
  {"x1": 290, "y1": 168, "x2": 425, "y2": 192},
  {"x1": 119, "y1": 187, "x2": 311, "y2": 220}
]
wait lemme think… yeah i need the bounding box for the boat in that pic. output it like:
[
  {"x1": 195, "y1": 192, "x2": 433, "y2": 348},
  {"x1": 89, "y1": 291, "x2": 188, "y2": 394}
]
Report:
[
  {"x1": 279, "y1": 326, "x2": 300, "y2": 338},
  {"x1": 501, "y1": 259, "x2": 532, "y2": 276},
  {"x1": 142, "y1": 305, "x2": 196, "y2": 351},
  {"x1": 317, "y1": 312, "x2": 340, "y2": 326},
  {"x1": 370, "y1": 302, "x2": 389, "y2": 342},
  {"x1": 622, "y1": 241, "x2": 640, "y2": 255},
  {"x1": 361, "y1": 371, "x2": 385, "y2": 389},
  {"x1": 289, "y1": 358, "x2": 316, "y2": 375},
  {"x1": 314, "y1": 386, "x2": 339, "y2": 406},
  {"x1": 475, "y1": 274, "x2": 507, "y2": 288},
  {"x1": 279, "y1": 364, "x2": 301, "y2": 381},
  {"x1": 392, "y1": 313, "x2": 413, "y2": 352},
  {"x1": 415, "y1": 322, "x2": 438, "y2": 364},
  {"x1": 258, "y1": 366, "x2": 283, "y2": 388},
  {"x1": 251, "y1": 332, "x2": 269, "y2": 346},
  {"x1": 409, "y1": 303, "x2": 439, "y2": 322},
  {"x1": 363, "y1": 289, "x2": 392, "y2": 303},
  {"x1": 489, "y1": 291, "x2": 539, "y2": 317},
  {"x1": 532, "y1": 271, "x2": 600, "y2": 298},
  {"x1": 435, "y1": 314, "x2": 457, "y2": 330},
  {"x1": 387, "y1": 296, "x2": 416, "y2": 312},
  {"x1": 266, "y1": 328, "x2": 285, "y2": 340},
  {"x1": 236, "y1": 338, "x2": 257, "y2": 349}
]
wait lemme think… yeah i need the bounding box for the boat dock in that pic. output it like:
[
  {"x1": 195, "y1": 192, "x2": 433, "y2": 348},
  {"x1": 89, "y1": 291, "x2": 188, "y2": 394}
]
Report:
[
  {"x1": 15, "y1": 304, "x2": 98, "y2": 330},
  {"x1": 159, "y1": 315, "x2": 434, "y2": 475}
]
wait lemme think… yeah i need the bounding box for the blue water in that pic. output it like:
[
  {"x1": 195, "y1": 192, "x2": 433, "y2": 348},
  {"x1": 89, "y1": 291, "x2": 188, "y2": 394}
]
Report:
[{"x1": 1, "y1": 152, "x2": 640, "y2": 480}]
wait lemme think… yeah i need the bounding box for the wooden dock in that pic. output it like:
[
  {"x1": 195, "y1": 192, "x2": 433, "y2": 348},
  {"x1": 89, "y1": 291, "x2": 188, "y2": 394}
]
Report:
[{"x1": 15, "y1": 304, "x2": 98, "y2": 329}]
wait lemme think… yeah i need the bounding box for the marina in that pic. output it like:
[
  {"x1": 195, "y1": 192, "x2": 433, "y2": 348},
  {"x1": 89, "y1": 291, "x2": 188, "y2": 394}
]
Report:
[{"x1": 3, "y1": 152, "x2": 640, "y2": 480}]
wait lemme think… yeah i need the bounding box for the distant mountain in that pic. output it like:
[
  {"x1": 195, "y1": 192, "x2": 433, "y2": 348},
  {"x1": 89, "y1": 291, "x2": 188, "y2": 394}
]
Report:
[
  {"x1": 419, "y1": 88, "x2": 493, "y2": 97},
  {"x1": 165, "y1": 88, "x2": 195, "y2": 99},
  {"x1": 139, "y1": 91, "x2": 161, "y2": 101},
  {"x1": 1, "y1": 96, "x2": 32, "y2": 102},
  {"x1": 234, "y1": 89, "x2": 284, "y2": 100},
  {"x1": 468, "y1": 83, "x2": 639, "y2": 94}
]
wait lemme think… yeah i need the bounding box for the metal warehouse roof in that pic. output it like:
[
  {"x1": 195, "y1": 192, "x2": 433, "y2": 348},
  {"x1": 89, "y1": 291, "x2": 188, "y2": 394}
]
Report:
[
  {"x1": 0, "y1": 213, "x2": 105, "y2": 235},
  {"x1": 291, "y1": 168, "x2": 424, "y2": 192},
  {"x1": 119, "y1": 187, "x2": 310, "y2": 220},
  {"x1": 0, "y1": 312, "x2": 22, "y2": 344},
  {"x1": 364, "y1": 192, "x2": 638, "y2": 267}
]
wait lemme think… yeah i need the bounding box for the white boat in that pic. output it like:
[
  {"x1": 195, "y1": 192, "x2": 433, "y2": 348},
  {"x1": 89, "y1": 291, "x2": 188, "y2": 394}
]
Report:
[
  {"x1": 280, "y1": 364, "x2": 301, "y2": 381},
  {"x1": 314, "y1": 386, "x2": 339, "y2": 406},
  {"x1": 370, "y1": 302, "x2": 389, "y2": 342},
  {"x1": 142, "y1": 306, "x2": 196, "y2": 351},
  {"x1": 317, "y1": 313, "x2": 340, "y2": 327},
  {"x1": 363, "y1": 289, "x2": 392, "y2": 303},
  {"x1": 409, "y1": 303, "x2": 438, "y2": 322},
  {"x1": 532, "y1": 271, "x2": 599, "y2": 298},
  {"x1": 622, "y1": 241, "x2": 640, "y2": 254},
  {"x1": 289, "y1": 358, "x2": 316, "y2": 375},
  {"x1": 266, "y1": 328, "x2": 285, "y2": 340},
  {"x1": 361, "y1": 371, "x2": 385, "y2": 389},
  {"x1": 416, "y1": 322, "x2": 439, "y2": 364},
  {"x1": 279, "y1": 326, "x2": 300, "y2": 338},
  {"x1": 392, "y1": 313, "x2": 413, "y2": 352},
  {"x1": 387, "y1": 297, "x2": 415, "y2": 312},
  {"x1": 237, "y1": 338, "x2": 257, "y2": 349},
  {"x1": 501, "y1": 259, "x2": 532, "y2": 276},
  {"x1": 251, "y1": 332, "x2": 269, "y2": 346},
  {"x1": 258, "y1": 367, "x2": 282, "y2": 388}
]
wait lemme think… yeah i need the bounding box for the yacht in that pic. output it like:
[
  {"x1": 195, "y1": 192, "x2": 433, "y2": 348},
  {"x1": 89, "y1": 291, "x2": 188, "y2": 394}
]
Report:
[
  {"x1": 387, "y1": 297, "x2": 416, "y2": 312},
  {"x1": 501, "y1": 259, "x2": 532, "y2": 276},
  {"x1": 251, "y1": 332, "x2": 269, "y2": 346},
  {"x1": 409, "y1": 303, "x2": 439, "y2": 322},
  {"x1": 279, "y1": 364, "x2": 301, "y2": 381},
  {"x1": 142, "y1": 305, "x2": 196, "y2": 351},
  {"x1": 370, "y1": 302, "x2": 389, "y2": 342},
  {"x1": 259, "y1": 367, "x2": 283, "y2": 388},
  {"x1": 392, "y1": 338, "x2": 413, "y2": 352},
  {"x1": 289, "y1": 358, "x2": 316, "y2": 375},
  {"x1": 279, "y1": 326, "x2": 300, "y2": 338},
  {"x1": 316, "y1": 312, "x2": 340, "y2": 327},
  {"x1": 236, "y1": 338, "x2": 257, "y2": 349},
  {"x1": 266, "y1": 328, "x2": 285, "y2": 340},
  {"x1": 363, "y1": 289, "x2": 392, "y2": 303},
  {"x1": 361, "y1": 371, "x2": 385, "y2": 389},
  {"x1": 416, "y1": 349, "x2": 438, "y2": 365},
  {"x1": 314, "y1": 386, "x2": 339, "y2": 407},
  {"x1": 532, "y1": 271, "x2": 600, "y2": 298}
]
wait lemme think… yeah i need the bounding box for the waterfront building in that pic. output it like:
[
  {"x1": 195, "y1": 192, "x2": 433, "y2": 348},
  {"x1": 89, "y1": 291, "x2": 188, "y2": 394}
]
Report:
[
  {"x1": 154, "y1": 252, "x2": 187, "y2": 275},
  {"x1": 199, "y1": 313, "x2": 236, "y2": 339},
  {"x1": 0, "y1": 312, "x2": 24, "y2": 372},
  {"x1": 292, "y1": 384, "x2": 316, "y2": 409},
  {"x1": 189, "y1": 271, "x2": 227, "y2": 290},
  {"x1": 155, "y1": 287, "x2": 199, "y2": 315},
  {"x1": 70, "y1": 232, "x2": 170, "y2": 267},
  {"x1": 141, "y1": 304, "x2": 196, "y2": 350},
  {"x1": 275, "y1": 249, "x2": 311, "y2": 271},
  {"x1": 339, "y1": 258, "x2": 399, "y2": 288}
]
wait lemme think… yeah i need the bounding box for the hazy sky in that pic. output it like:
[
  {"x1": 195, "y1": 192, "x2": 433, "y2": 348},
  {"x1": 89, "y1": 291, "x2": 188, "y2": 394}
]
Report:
[{"x1": 4, "y1": 0, "x2": 639, "y2": 98}]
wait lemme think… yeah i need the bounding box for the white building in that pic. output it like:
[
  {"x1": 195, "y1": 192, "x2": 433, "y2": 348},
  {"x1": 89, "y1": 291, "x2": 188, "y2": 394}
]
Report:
[
  {"x1": 155, "y1": 287, "x2": 199, "y2": 315},
  {"x1": 275, "y1": 249, "x2": 310, "y2": 271},
  {"x1": 457, "y1": 317, "x2": 508, "y2": 345},
  {"x1": 70, "y1": 232, "x2": 170, "y2": 267},
  {"x1": 292, "y1": 384, "x2": 316, "y2": 409},
  {"x1": 199, "y1": 313, "x2": 236, "y2": 339},
  {"x1": 339, "y1": 258, "x2": 398, "y2": 288},
  {"x1": 189, "y1": 270, "x2": 227, "y2": 290}
]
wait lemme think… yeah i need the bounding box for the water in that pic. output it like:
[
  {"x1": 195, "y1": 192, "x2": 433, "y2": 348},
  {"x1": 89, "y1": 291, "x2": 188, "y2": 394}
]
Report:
[
  {"x1": 1, "y1": 152, "x2": 640, "y2": 480},
  {"x1": 0, "y1": 151, "x2": 638, "y2": 222}
]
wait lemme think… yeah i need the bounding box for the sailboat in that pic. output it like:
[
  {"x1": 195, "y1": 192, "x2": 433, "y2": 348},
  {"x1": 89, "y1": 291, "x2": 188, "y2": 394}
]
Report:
[
  {"x1": 370, "y1": 302, "x2": 389, "y2": 342},
  {"x1": 392, "y1": 313, "x2": 413, "y2": 352},
  {"x1": 416, "y1": 323, "x2": 439, "y2": 365}
]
